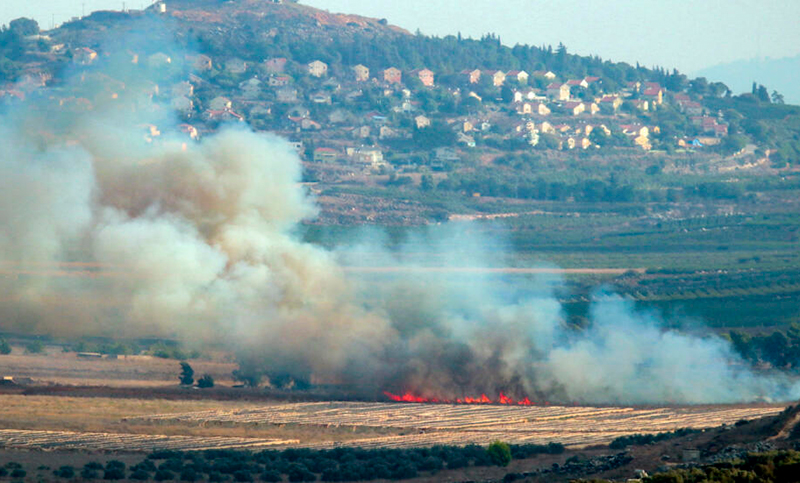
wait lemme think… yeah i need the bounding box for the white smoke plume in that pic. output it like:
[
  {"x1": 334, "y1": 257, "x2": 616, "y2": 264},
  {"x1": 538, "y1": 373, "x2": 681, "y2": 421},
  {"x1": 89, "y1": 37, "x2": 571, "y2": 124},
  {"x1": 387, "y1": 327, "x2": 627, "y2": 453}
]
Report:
[{"x1": 1, "y1": 24, "x2": 798, "y2": 405}]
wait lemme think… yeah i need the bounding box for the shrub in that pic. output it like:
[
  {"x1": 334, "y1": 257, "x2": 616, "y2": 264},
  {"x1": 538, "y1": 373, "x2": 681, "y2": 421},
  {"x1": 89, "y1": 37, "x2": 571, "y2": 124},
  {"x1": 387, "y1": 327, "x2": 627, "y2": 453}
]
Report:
[
  {"x1": 233, "y1": 470, "x2": 254, "y2": 482},
  {"x1": 180, "y1": 468, "x2": 200, "y2": 481},
  {"x1": 155, "y1": 469, "x2": 176, "y2": 481},
  {"x1": 103, "y1": 467, "x2": 126, "y2": 480},
  {"x1": 81, "y1": 468, "x2": 99, "y2": 479},
  {"x1": 10, "y1": 468, "x2": 26, "y2": 478},
  {"x1": 53, "y1": 465, "x2": 75, "y2": 478},
  {"x1": 24, "y1": 340, "x2": 44, "y2": 353},
  {"x1": 198, "y1": 374, "x2": 215, "y2": 388},
  {"x1": 209, "y1": 471, "x2": 226, "y2": 482},
  {"x1": 260, "y1": 470, "x2": 282, "y2": 482},
  {"x1": 0, "y1": 339, "x2": 11, "y2": 354},
  {"x1": 130, "y1": 469, "x2": 151, "y2": 480},
  {"x1": 0, "y1": 468, "x2": 6, "y2": 477},
  {"x1": 487, "y1": 441, "x2": 512, "y2": 467}
]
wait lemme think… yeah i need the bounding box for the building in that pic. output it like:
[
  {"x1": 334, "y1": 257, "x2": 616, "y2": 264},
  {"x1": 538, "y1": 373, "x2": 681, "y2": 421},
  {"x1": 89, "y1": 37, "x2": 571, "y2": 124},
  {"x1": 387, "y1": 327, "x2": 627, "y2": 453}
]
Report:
[
  {"x1": 410, "y1": 68, "x2": 435, "y2": 87},
  {"x1": 460, "y1": 69, "x2": 481, "y2": 84},
  {"x1": 598, "y1": 95, "x2": 623, "y2": 113},
  {"x1": 225, "y1": 58, "x2": 248, "y2": 74},
  {"x1": 484, "y1": 70, "x2": 506, "y2": 87},
  {"x1": 382, "y1": 67, "x2": 402, "y2": 84},
  {"x1": 313, "y1": 147, "x2": 338, "y2": 163},
  {"x1": 506, "y1": 70, "x2": 529, "y2": 84},
  {"x1": 72, "y1": 47, "x2": 97, "y2": 65},
  {"x1": 352, "y1": 64, "x2": 370, "y2": 82},
  {"x1": 352, "y1": 147, "x2": 385, "y2": 168},
  {"x1": 546, "y1": 82, "x2": 570, "y2": 101},
  {"x1": 415, "y1": 115, "x2": 431, "y2": 129},
  {"x1": 307, "y1": 60, "x2": 328, "y2": 77},
  {"x1": 209, "y1": 96, "x2": 232, "y2": 111},
  {"x1": 263, "y1": 57, "x2": 288, "y2": 74}
]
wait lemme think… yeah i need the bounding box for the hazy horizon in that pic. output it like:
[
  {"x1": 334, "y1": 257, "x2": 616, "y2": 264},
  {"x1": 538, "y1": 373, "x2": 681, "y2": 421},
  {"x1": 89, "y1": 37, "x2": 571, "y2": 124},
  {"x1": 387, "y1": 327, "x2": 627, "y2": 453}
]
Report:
[{"x1": 2, "y1": 0, "x2": 800, "y2": 101}]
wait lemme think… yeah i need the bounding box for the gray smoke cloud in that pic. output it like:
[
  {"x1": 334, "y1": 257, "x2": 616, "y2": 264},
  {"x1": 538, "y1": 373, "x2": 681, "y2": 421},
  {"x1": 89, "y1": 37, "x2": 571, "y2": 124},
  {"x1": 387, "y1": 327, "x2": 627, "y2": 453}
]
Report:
[{"x1": 1, "y1": 23, "x2": 798, "y2": 405}]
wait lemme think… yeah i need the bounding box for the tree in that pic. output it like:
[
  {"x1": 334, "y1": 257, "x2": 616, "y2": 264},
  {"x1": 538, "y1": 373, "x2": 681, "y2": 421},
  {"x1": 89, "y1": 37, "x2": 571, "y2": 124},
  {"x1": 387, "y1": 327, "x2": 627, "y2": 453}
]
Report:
[
  {"x1": 771, "y1": 90, "x2": 785, "y2": 104},
  {"x1": 486, "y1": 441, "x2": 512, "y2": 467},
  {"x1": 0, "y1": 338, "x2": 10, "y2": 355},
  {"x1": 197, "y1": 374, "x2": 215, "y2": 388},
  {"x1": 9, "y1": 18, "x2": 39, "y2": 36},
  {"x1": 179, "y1": 362, "x2": 194, "y2": 386}
]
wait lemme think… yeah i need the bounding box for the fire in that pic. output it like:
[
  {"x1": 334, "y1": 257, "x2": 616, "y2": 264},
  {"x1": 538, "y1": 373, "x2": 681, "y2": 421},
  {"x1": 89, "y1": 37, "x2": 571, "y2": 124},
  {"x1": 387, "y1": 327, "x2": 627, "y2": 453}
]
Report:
[{"x1": 383, "y1": 391, "x2": 535, "y2": 406}]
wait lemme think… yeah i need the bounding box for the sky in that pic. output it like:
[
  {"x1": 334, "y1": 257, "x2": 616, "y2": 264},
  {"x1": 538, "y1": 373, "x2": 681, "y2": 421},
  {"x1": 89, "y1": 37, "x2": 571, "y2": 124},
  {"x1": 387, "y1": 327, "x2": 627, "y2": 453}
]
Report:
[{"x1": 2, "y1": 0, "x2": 800, "y2": 75}]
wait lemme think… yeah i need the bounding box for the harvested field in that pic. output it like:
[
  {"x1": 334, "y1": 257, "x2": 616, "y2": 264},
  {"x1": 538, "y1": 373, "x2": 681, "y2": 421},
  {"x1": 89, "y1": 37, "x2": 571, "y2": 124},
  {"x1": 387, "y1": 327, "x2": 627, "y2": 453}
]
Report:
[
  {"x1": 0, "y1": 429, "x2": 295, "y2": 452},
  {"x1": 129, "y1": 401, "x2": 787, "y2": 449}
]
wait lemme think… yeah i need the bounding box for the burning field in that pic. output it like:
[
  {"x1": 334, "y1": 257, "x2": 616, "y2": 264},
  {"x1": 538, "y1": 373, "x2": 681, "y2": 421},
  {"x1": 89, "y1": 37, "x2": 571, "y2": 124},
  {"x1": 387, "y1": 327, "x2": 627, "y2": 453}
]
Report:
[{"x1": 3, "y1": 21, "x2": 800, "y2": 414}]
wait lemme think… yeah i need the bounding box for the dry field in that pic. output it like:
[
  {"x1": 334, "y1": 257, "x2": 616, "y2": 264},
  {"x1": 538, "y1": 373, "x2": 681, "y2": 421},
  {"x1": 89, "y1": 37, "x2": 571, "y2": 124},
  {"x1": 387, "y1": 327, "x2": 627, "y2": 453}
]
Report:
[
  {"x1": 129, "y1": 401, "x2": 787, "y2": 450},
  {"x1": 0, "y1": 350, "x2": 237, "y2": 387},
  {"x1": 0, "y1": 395, "x2": 785, "y2": 453}
]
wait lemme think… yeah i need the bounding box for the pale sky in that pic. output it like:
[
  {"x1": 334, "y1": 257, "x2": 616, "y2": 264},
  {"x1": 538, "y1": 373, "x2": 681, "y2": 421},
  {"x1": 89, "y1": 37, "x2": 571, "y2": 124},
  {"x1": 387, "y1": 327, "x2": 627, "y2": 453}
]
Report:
[{"x1": 3, "y1": 0, "x2": 800, "y2": 74}]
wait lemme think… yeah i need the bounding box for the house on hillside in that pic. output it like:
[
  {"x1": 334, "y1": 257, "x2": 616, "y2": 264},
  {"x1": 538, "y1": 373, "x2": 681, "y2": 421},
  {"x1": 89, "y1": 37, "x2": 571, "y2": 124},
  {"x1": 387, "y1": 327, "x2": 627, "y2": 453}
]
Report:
[
  {"x1": 678, "y1": 100, "x2": 703, "y2": 116},
  {"x1": 203, "y1": 109, "x2": 244, "y2": 123},
  {"x1": 225, "y1": 58, "x2": 248, "y2": 74},
  {"x1": 209, "y1": 96, "x2": 232, "y2": 111},
  {"x1": 460, "y1": 69, "x2": 481, "y2": 84},
  {"x1": 583, "y1": 101, "x2": 599, "y2": 115},
  {"x1": 598, "y1": 95, "x2": 623, "y2": 114},
  {"x1": 546, "y1": 82, "x2": 570, "y2": 101},
  {"x1": 313, "y1": 147, "x2": 338, "y2": 163},
  {"x1": 171, "y1": 96, "x2": 194, "y2": 115},
  {"x1": 352, "y1": 64, "x2": 370, "y2": 82},
  {"x1": 148, "y1": 52, "x2": 172, "y2": 68},
  {"x1": 264, "y1": 57, "x2": 288, "y2": 74},
  {"x1": 383, "y1": 67, "x2": 402, "y2": 84},
  {"x1": 642, "y1": 86, "x2": 664, "y2": 105},
  {"x1": 307, "y1": 60, "x2": 328, "y2": 77},
  {"x1": 239, "y1": 78, "x2": 262, "y2": 98},
  {"x1": 171, "y1": 81, "x2": 194, "y2": 98},
  {"x1": 410, "y1": 68, "x2": 435, "y2": 87},
  {"x1": 532, "y1": 70, "x2": 557, "y2": 80},
  {"x1": 484, "y1": 70, "x2": 506, "y2": 86},
  {"x1": 415, "y1": 114, "x2": 431, "y2": 129},
  {"x1": 621, "y1": 124, "x2": 651, "y2": 150},
  {"x1": 73, "y1": 47, "x2": 98, "y2": 65},
  {"x1": 562, "y1": 101, "x2": 585, "y2": 116},
  {"x1": 268, "y1": 75, "x2": 291, "y2": 87},
  {"x1": 506, "y1": 70, "x2": 529, "y2": 84},
  {"x1": 630, "y1": 99, "x2": 649, "y2": 111},
  {"x1": 566, "y1": 79, "x2": 589, "y2": 89},
  {"x1": 351, "y1": 147, "x2": 385, "y2": 168},
  {"x1": 190, "y1": 54, "x2": 212, "y2": 71},
  {"x1": 275, "y1": 87, "x2": 299, "y2": 103}
]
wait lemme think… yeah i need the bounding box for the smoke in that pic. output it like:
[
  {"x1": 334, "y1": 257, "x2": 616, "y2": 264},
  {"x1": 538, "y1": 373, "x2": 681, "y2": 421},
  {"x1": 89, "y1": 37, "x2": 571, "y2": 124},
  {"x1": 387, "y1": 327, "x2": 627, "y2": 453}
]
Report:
[{"x1": 1, "y1": 22, "x2": 798, "y2": 405}]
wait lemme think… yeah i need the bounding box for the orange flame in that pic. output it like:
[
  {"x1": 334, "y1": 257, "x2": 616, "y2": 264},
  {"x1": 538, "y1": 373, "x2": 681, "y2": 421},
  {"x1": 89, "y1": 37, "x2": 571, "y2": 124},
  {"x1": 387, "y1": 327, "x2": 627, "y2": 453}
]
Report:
[{"x1": 383, "y1": 391, "x2": 534, "y2": 406}]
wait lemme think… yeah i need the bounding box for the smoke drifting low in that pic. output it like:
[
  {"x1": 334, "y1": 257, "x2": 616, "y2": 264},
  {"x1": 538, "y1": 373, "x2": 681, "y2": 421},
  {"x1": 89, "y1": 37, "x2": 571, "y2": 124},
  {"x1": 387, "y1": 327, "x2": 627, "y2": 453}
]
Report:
[{"x1": 1, "y1": 34, "x2": 798, "y2": 405}]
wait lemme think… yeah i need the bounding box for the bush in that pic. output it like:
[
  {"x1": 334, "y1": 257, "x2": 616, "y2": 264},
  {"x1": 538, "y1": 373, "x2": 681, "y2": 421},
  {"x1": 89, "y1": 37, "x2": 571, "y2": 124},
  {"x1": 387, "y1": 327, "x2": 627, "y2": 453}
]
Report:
[
  {"x1": 0, "y1": 468, "x2": 6, "y2": 477},
  {"x1": 0, "y1": 338, "x2": 11, "y2": 354},
  {"x1": 260, "y1": 470, "x2": 282, "y2": 482},
  {"x1": 10, "y1": 468, "x2": 26, "y2": 478},
  {"x1": 233, "y1": 470, "x2": 254, "y2": 482},
  {"x1": 130, "y1": 469, "x2": 151, "y2": 480},
  {"x1": 287, "y1": 463, "x2": 316, "y2": 482},
  {"x1": 487, "y1": 441, "x2": 512, "y2": 467},
  {"x1": 155, "y1": 469, "x2": 176, "y2": 481},
  {"x1": 81, "y1": 468, "x2": 99, "y2": 479},
  {"x1": 24, "y1": 340, "x2": 44, "y2": 353},
  {"x1": 209, "y1": 471, "x2": 226, "y2": 482},
  {"x1": 180, "y1": 468, "x2": 200, "y2": 481},
  {"x1": 198, "y1": 374, "x2": 215, "y2": 388},
  {"x1": 53, "y1": 465, "x2": 75, "y2": 479},
  {"x1": 103, "y1": 468, "x2": 126, "y2": 480}
]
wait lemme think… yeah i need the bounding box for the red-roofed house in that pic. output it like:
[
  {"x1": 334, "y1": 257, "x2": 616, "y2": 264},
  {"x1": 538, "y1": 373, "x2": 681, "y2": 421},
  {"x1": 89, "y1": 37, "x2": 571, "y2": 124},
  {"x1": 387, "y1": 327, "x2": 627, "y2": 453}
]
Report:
[
  {"x1": 460, "y1": 69, "x2": 481, "y2": 84},
  {"x1": 566, "y1": 79, "x2": 589, "y2": 89},
  {"x1": 383, "y1": 67, "x2": 402, "y2": 84},
  {"x1": 599, "y1": 95, "x2": 623, "y2": 113},
  {"x1": 642, "y1": 87, "x2": 664, "y2": 105},
  {"x1": 562, "y1": 101, "x2": 585, "y2": 116},
  {"x1": 484, "y1": 70, "x2": 506, "y2": 86},
  {"x1": 546, "y1": 82, "x2": 570, "y2": 101},
  {"x1": 264, "y1": 57, "x2": 288, "y2": 74},
  {"x1": 410, "y1": 68, "x2": 435, "y2": 87},
  {"x1": 506, "y1": 70, "x2": 529, "y2": 84}
]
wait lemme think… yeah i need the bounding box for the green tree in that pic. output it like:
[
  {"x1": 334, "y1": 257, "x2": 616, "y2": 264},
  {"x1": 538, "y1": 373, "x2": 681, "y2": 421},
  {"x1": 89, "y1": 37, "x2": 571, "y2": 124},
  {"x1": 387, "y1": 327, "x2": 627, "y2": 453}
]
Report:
[
  {"x1": 0, "y1": 338, "x2": 11, "y2": 355},
  {"x1": 179, "y1": 362, "x2": 194, "y2": 386},
  {"x1": 486, "y1": 441, "x2": 512, "y2": 467},
  {"x1": 197, "y1": 374, "x2": 215, "y2": 388}
]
